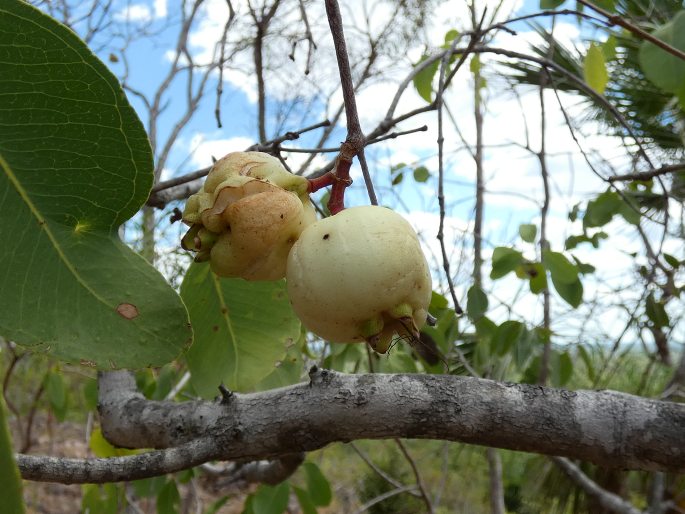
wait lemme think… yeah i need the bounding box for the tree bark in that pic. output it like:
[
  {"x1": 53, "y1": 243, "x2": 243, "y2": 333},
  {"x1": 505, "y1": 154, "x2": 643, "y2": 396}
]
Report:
[{"x1": 95, "y1": 369, "x2": 685, "y2": 473}]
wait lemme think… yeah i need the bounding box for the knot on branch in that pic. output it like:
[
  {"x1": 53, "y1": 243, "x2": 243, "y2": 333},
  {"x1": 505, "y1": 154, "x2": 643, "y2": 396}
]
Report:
[{"x1": 308, "y1": 365, "x2": 334, "y2": 387}]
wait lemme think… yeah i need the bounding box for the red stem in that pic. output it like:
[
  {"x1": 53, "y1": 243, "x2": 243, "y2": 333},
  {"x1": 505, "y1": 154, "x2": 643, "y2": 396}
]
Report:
[{"x1": 307, "y1": 141, "x2": 356, "y2": 214}]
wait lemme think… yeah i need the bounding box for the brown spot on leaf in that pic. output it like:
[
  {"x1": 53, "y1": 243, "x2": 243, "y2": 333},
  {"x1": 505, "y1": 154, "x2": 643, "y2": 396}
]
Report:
[
  {"x1": 116, "y1": 303, "x2": 139, "y2": 320},
  {"x1": 323, "y1": 234, "x2": 330, "y2": 240},
  {"x1": 212, "y1": 325, "x2": 219, "y2": 332}
]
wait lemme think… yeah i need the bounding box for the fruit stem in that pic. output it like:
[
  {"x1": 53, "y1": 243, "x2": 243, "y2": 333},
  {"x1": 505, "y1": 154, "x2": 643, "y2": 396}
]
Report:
[{"x1": 307, "y1": 142, "x2": 357, "y2": 215}]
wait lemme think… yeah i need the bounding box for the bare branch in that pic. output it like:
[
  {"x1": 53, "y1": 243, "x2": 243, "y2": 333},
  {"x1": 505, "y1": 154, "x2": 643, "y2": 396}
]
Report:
[
  {"x1": 608, "y1": 163, "x2": 685, "y2": 183},
  {"x1": 214, "y1": 0, "x2": 236, "y2": 128},
  {"x1": 395, "y1": 439, "x2": 433, "y2": 513},
  {"x1": 552, "y1": 457, "x2": 645, "y2": 514},
  {"x1": 17, "y1": 437, "x2": 216, "y2": 484}
]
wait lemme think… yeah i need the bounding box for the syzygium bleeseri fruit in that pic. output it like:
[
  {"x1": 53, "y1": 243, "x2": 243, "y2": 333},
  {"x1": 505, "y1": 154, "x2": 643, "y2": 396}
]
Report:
[
  {"x1": 181, "y1": 152, "x2": 316, "y2": 280},
  {"x1": 286, "y1": 205, "x2": 432, "y2": 352}
]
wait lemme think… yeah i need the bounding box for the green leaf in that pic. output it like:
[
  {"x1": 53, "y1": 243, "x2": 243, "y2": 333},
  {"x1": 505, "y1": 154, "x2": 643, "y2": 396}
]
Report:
[
  {"x1": 82, "y1": 378, "x2": 99, "y2": 411},
  {"x1": 391, "y1": 173, "x2": 404, "y2": 186},
  {"x1": 82, "y1": 484, "x2": 119, "y2": 514},
  {"x1": 0, "y1": 1, "x2": 191, "y2": 368},
  {"x1": 319, "y1": 191, "x2": 331, "y2": 217},
  {"x1": 646, "y1": 293, "x2": 670, "y2": 328},
  {"x1": 303, "y1": 462, "x2": 332, "y2": 506},
  {"x1": 89, "y1": 428, "x2": 137, "y2": 458},
  {"x1": 639, "y1": 12, "x2": 685, "y2": 95},
  {"x1": 571, "y1": 256, "x2": 595, "y2": 275},
  {"x1": 618, "y1": 200, "x2": 641, "y2": 225},
  {"x1": 577, "y1": 345, "x2": 595, "y2": 382},
  {"x1": 540, "y1": 0, "x2": 565, "y2": 9},
  {"x1": 157, "y1": 480, "x2": 181, "y2": 514},
  {"x1": 518, "y1": 224, "x2": 537, "y2": 243},
  {"x1": 255, "y1": 343, "x2": 304, "y2": 391},
  {"x1": 663, "y1": 253, "x2": 681, "y2": 268},
  {"x1": 551, "y1": 350, "x2": 574, "y2": 387},
  {"x1": 45, "y1": 370, "x2": 68, "y2": 422},
  {"x1": 151, "y1": 365, "x2": 176, "y2": 401},
  {"x1": 251, "y1": 482, "x2": 290, "y2": 514},
  {"x1": 413, "y1": 166, "x2": 430, "y2": 183},
  {"x1": 543, "y1": 250, "x2": 578, "y2": 285},
  {"x1": 583, "y1": 43, "x2": 608, "y2": 94},
  {"x1": 475, "y1": 316, "x2": 497, "y2": 341},
  {"x1": 551, "y1": 275, "x2": 583, "y2": 308},
  {"x1": 492, "y1": 321, "x2": 525, "y2": 356},
  {"x1": 0, "y1": 390, "x2": 23, "y2": 514},
  {"x1": 429, "y1": 291, "x2": 449, "y2": 312},
  {"x1": 444, "y1": 29, "x2": 459, "y2": 46},
  {"x1": 520, "y1": 262, "x2": 548, "y2": 294},
  {"x1": 132, "y1": 475, "x2": 167, "y2": 499},
  {"x1": 466, "y1": 285, "x2": 488, "y2": 320},
  {"x1": 513, "y1": 329, "x2": 536, "y2": 370},
  {"x1": 490, "y1": 247, "x2": 524, "y2": 279},
  {"x1": 470, "y1": 55, "x2": 481, "y2": 74},
  {"x1": 521, "y1": 355, "x2": 541, "y2": 384},
  {"x1": 293, "y1": 487, "x2": 318, "y2": 514},
  {"x1": 584, "y1": 191, "x2": 621, "y2": 228},
  {"x1": 180, "y1": 263, "x2": 300, "y2": 396},
  {"x1": 593, "y1": 0, "x2": 615, "y2": 11},
  {"x1": 565, "y1": 232, "x2": 608, "y2": 250},
  {"x1": 413, "y1": 55, "x2": 439, "y2": 103},
  {"x1": 204, "y1": 497, "x2": 231, "y2": 514},
  {"x1": 664, "y1": 253, "x2": 681, "y2": 268},
  {"x1": 602, "y1": 35, "x2": 617, "y2": 60}
]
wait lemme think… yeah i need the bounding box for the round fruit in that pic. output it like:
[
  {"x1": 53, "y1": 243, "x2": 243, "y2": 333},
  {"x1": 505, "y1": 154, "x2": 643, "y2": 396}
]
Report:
[
  {"x1": 181, "y1": 152, "x2": 316, "y2": 281},
  {"x1": 286, "y1": 206, "x2": 432, "y2": 352}
]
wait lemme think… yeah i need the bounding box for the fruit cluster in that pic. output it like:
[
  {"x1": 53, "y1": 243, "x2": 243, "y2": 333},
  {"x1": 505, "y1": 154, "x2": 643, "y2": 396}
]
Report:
[{"x1": 182, "y1": 152, "x2": 432, "y2": 352}]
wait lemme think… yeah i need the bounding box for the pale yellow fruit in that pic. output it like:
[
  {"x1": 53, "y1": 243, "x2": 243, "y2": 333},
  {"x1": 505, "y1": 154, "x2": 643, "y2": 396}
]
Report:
[
  {"x1": 286, "y1": 206, "x2": 432, "y2": 352},
  {"x1": 181, "y1": 152, "x2": 315, "y2": 280},
  {"x1": 209, "y1": 189, "x2": 311, "y2": 280}
]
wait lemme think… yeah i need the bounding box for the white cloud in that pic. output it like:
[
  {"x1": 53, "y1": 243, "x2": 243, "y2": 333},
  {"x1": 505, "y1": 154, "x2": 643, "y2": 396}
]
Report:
[
  {"x1": 115, "y1": 4, "x2": 153, "y2": 22},
  {"x1": 154, "y1": 0, "x2": 167, "y2": 18},
  {"x1": 115, "y1": 1, "x2": 168, "y2": 22},
  {"x1": 187, "y1": 135, "x2": 254, "y2": 168}
]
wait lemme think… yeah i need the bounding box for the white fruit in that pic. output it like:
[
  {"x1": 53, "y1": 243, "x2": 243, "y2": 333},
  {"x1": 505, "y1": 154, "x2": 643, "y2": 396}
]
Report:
[{"x1": 286, "y1": 206, "x2": 432, "y2": 352}]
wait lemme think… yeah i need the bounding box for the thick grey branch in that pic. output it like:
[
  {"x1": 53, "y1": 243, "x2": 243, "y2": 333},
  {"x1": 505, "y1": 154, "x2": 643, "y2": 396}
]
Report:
[{"x1": 97, "y1": 369, "x2": 685, "y2": 473}]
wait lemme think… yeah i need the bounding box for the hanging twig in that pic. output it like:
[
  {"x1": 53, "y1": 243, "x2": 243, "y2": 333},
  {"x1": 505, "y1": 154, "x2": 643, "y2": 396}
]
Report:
[
  {"x1": 394, "y1": 439, "x2": 434, "y2": 514},
  {"x1": 214, "y1": 0, "x2": 236, "y2": 128},
  {"x1": 321, "y1": 0, "x2": 377, "y2": 213}
]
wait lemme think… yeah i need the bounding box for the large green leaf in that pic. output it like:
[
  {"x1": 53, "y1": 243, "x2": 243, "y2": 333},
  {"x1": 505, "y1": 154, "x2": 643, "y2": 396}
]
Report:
[
  {"x1": 181, "y1": 263, "x2": 300, "y2": 396},
  {"x1": 0, "y1": 1, "x2": 191, "y2": 367},
  {"x1": 639, "y1": 11, "x2": 685, "y2": 96},
  {"x1": 0, "y1": 390, "x2": 24, "y2": 514}
]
